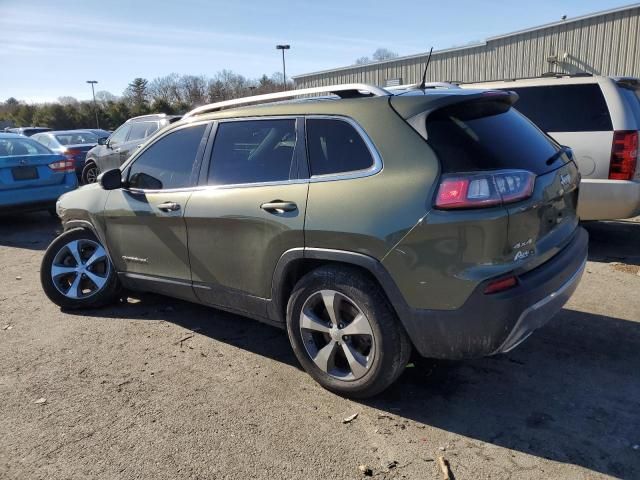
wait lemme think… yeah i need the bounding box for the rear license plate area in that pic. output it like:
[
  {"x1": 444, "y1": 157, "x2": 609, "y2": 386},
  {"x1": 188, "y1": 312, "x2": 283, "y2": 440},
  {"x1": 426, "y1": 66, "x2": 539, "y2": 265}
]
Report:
[{"x1": 11, "y1": 166, "x2": 39, "y2": 181}]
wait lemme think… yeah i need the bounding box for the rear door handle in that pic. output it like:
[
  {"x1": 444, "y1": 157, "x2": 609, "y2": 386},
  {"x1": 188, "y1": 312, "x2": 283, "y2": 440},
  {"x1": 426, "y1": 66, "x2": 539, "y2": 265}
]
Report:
[
  {"x1": 260, "y1": 201, "x2": 297, "y2": 213},
  {"x1": 157, "y1": 202, "x2": 181, "y2": 212}
]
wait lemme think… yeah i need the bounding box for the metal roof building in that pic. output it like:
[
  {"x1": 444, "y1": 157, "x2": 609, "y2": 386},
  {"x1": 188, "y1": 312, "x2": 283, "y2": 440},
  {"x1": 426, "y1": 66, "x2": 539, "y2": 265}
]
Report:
[{"x1": 293, "y1": 3, "x2": 640, "y2": 88}]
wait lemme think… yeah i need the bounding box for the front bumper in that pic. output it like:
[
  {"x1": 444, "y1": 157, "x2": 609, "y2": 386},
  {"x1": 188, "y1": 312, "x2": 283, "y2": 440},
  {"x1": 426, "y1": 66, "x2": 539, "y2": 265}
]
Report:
[
  {"x1": 400, "y1": 227, "x2": 588, "y2": 359},
  {"x1": 578, "y1": 179, "x2": 640, "y2": 220}
]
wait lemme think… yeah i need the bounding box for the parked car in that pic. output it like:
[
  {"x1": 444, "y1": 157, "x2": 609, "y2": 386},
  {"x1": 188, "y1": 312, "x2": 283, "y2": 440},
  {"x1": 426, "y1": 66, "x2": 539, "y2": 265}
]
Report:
[
  {"x1": 32, "y1": 130, "x2": 99, "y2": 176},
  {"x1": 0, "y1": 132, "x2": 77, "y2": 214},
  {"x1": 85, "y1": 129, "x2": 113, "y2": 139},
  {"x1": 7, "y1": 126, "x2": 52, "y2": 137},
  {"x1": 81, "y1": 114, "x2": 181, "y2": 184},
  {"x1": 462, "y1": 74, "x2": 640, "y2": 221},
  {"x1": 41, "y1": 84, "x2": 587, "y2": 397}
]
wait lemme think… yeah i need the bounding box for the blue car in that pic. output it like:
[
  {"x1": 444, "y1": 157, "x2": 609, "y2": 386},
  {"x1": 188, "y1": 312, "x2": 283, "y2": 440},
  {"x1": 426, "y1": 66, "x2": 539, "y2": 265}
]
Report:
[
  {"x1": 32, "y1": 130, "x2": 99, "y2": 176},
  {"x1": 0, "y1": 133, "x2": 77, "y2": 214}
]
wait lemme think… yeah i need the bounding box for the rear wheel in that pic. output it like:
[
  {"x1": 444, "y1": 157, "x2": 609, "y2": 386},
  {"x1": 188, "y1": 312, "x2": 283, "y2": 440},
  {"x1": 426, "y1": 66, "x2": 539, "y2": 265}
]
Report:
[
  {"x1": 81, "y1": 161, "x2": 99, "y2": 185},
  {"x1": 41, "y1": 228, "x2": 120, "y2": 309},
  {"x1": 286, "y1": 266, "x2": 411, "y2": 398}
]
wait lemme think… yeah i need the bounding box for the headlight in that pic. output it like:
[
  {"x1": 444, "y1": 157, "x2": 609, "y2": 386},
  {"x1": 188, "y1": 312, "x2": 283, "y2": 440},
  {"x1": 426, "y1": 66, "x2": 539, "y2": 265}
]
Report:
[{"x1": 55, "y1": 200, "x2": 66, "y2": 218}]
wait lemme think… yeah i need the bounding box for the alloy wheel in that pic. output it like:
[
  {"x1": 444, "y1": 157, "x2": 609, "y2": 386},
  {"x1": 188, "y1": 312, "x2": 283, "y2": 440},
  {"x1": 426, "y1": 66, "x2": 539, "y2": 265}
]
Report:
[
  {"x1": 299, "y1": 289, "x2": 376, "y2": 381},
  {"x1": 50, "y1": 239, "x2": 110, "y2": 299}
]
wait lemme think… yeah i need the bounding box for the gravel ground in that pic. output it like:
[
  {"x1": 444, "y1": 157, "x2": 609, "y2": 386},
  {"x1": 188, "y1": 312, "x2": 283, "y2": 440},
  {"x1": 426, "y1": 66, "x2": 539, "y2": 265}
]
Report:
[{"x1": 1, "y1": 213, "x2": 639, "y2": 480}]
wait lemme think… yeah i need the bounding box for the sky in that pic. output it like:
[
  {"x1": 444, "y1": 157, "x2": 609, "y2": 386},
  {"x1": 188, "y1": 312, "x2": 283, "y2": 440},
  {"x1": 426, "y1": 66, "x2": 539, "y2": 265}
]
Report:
[{"x1": 0, "y1": 0, "x2": 635, "y2": 103}]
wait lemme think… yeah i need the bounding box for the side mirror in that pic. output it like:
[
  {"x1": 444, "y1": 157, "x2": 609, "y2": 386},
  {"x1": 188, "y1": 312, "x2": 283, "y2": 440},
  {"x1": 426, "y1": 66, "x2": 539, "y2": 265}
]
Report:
[
  {"x1": 98, "y1": 169, "x2": 122, "y2": 190},
  {"x1": 98, "y1": 137, "x2": 109, "y2": 146}
]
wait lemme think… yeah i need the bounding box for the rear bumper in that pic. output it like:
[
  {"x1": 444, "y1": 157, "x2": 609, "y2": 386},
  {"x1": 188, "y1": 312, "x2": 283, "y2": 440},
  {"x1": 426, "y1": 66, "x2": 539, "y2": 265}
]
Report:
[
  {"x1": 578, "y1": 179, "x2": 640, "y2": 220},
  {"x1": 0, "y1": 180, "x2": 76, "y2": 213},
  {"x1": 400, "y1": 227, "x2": 588, "y2": 359}
]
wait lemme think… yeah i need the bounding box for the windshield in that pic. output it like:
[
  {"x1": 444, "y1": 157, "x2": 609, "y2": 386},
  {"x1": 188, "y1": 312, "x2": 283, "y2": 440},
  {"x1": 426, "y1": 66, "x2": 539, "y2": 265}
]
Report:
[
  {"x1": 54, "y1": 131, "x2": 98, "y2": 145},
  {"x1": 0, "y1": 137, "x2": 52, "y2": 156}
]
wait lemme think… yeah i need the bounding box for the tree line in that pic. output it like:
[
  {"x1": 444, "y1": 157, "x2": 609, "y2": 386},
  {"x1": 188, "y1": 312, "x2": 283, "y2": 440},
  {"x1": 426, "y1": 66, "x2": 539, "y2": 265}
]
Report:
[{"x1": 0, "y1": 71, "x2": 291, "y2": 131}]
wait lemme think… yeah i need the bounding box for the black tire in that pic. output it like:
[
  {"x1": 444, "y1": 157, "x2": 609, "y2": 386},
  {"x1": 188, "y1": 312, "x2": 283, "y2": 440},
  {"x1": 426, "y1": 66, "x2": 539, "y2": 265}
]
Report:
[
  {"x1": 81, "y1": 161, "x2": 99, "y2": 185},
  {"x1": 41, "y1": 228, "x2": 121, "y2": 309},
  {"x1": 286, "y1": 266, "x2": 411, "y2": 398}
]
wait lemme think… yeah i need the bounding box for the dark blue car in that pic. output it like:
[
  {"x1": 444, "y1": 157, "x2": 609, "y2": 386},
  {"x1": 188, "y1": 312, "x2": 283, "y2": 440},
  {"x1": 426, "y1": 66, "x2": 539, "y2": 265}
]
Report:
[
  {"x1": 32, "y1": 130, "x2": 99, "y2": 176},
  {"x1": 0, "y1": 133, "x2": 77, "y2": 214}
]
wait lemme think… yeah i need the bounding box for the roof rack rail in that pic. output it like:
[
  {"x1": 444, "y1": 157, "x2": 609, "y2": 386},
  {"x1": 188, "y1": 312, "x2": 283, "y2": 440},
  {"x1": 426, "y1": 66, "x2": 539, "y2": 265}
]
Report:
[
  {"x1": 183, "y1": 83, "x2": 390, "y2": 118},
  {"x1": 385, "y1": 81, "x2": 461, "y2": 91}
]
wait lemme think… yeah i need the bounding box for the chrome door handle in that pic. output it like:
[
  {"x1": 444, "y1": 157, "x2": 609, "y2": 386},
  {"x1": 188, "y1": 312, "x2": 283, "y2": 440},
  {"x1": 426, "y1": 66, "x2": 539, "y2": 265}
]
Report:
[
  {"x1": 157, "y1": 202, "x2": 181, "y2": 212},
  {"x1": 260, "y1": 201, "x2": 297, "y2": 213}
]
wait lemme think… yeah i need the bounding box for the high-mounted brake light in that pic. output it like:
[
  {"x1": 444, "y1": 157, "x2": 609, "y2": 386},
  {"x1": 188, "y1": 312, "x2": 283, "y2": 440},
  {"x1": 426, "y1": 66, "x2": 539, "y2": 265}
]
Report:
[
  {"x1": 435, "y1": 170, "x2": 535, "y2": 210},
  {"x1": 609, "y1": 130, "x2": 638, "y2": 181},
  {"x1": 48, "y1": 160, "x2": 75, "y2": 172}
]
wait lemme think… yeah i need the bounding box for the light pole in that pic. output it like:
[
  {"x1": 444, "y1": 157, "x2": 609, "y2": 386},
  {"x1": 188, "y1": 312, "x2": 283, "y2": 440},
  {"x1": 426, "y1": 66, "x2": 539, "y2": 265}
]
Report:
[
  {"x1": 276, "y1": 44, "x2": 290, "y2": 89},
  {"x1": 86, "y1": 80, "x2": 99, "y2": 128}
]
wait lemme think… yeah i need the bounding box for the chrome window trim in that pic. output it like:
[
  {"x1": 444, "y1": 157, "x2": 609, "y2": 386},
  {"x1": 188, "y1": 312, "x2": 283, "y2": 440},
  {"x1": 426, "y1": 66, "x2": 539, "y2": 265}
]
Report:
[
  {"x1": 305, "y1": 115, "x2": 383, "y2": 183},
  {"x1": 121, "y1": 115, "x2": 383, "y2": 193}
]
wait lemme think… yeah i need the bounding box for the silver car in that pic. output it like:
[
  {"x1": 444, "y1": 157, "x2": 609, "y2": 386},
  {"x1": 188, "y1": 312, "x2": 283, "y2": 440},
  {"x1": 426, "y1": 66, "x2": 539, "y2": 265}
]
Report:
[{"x1": 463, "y1": 75, "x2": 640, "y2": 221}]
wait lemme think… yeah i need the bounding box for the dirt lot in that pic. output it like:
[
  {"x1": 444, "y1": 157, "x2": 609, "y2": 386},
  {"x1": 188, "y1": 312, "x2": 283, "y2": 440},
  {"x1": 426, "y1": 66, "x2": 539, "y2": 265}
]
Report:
[{"x1": 1, "y1": 213, "x2": 639, "y2": 480}]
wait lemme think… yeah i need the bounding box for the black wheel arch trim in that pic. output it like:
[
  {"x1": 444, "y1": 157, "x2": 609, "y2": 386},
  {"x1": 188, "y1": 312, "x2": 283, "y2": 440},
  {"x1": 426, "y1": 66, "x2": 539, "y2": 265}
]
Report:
[
  {"x1": 268, "y1": 247, "x2": 412, "y2": 327},
  {"x1": 62, "y1": 220, "x2": 116, "y2": 269}
]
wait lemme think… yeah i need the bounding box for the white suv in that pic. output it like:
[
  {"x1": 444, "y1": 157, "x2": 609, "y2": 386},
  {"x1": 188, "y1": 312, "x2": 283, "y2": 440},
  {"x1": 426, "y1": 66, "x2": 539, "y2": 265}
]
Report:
[{"x1": 462, "y1": 75, "x2": 640, "y2": 221}]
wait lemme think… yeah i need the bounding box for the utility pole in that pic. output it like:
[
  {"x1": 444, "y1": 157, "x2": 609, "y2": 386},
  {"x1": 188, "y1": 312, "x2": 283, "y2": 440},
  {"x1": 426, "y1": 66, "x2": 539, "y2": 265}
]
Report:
[
  {"x1": 276, "y1": 45, "x2": 290, "y2": 89},
  {"x1": 86, "y1": 80, "x2": 99, "y2": 128}
]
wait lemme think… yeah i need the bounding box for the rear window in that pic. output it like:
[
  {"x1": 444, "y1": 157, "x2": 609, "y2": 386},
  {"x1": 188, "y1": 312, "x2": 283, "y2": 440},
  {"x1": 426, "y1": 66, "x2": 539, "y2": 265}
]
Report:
[
  {"x1": 0, "y1": 137, "x2": 51, "y2": 156},
  {"x1": 55, "y1": 132, "x2": 98, "y2": 145},
  {"x1": 506, "y1": 84, "x2": 612, "y2": 132},
  {"x1": 426, "y1": 101, "x2": 563, "y2": 175}
]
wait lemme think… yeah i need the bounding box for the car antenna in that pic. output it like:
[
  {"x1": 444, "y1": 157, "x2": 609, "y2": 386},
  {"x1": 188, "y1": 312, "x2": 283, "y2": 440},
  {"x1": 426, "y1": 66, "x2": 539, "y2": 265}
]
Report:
[{"x1": 418, "y1": 47, "x2": 434, "y2": 90}]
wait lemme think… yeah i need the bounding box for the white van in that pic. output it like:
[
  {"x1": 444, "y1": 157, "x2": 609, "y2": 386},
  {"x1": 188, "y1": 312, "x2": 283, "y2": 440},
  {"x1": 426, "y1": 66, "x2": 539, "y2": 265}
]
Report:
[{"x1": 462, "y1": 75, "x2": 640, "y2": 221}]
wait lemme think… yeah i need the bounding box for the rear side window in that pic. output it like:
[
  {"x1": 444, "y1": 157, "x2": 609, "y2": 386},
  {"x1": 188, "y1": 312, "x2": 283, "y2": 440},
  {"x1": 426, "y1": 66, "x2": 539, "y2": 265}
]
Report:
[
  {"x1": 426, "y1": 101, "x2": 562, "y2": 175},
  {"x1": 508, "y1": 84, "x2": 612, "y2": 132},
  {"x1": 306, "y1": 118, "x2": 374, "y2": 176},
  {"x1": 127, "y1": 124, "x2": 206, "y2": 190},
  {"x1": 208, "y1": 119, "x2": 296, "y2": 186},
  {"x1": 618, "y1": 87, "x2": 640, "y2": 127},
  {"x1": 127, "y1": 121, "x2": 159, "y2": 142}
]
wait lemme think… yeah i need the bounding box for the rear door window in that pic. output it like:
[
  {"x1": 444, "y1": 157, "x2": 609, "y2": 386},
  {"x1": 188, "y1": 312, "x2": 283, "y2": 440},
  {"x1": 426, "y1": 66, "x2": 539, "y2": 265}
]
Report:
[
  {"x1": 426, "y1": 100, "x2": 563, "y2": 175},
  {"x1": 506, "y1": 84, "x2": 612, "y2": 132},
  {"x1": 306, "y1": 118, "x2": 374, "y2": 176},
  {"x1": 208, "y1": 119, "x2": 297, "y2": 186}
]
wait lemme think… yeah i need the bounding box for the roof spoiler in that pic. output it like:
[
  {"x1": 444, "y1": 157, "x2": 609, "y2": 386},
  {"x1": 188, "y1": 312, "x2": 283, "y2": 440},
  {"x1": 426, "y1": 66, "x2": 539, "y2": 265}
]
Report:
[{"x1": 390, "y1": 89, "x2": 518, "y2": 119}]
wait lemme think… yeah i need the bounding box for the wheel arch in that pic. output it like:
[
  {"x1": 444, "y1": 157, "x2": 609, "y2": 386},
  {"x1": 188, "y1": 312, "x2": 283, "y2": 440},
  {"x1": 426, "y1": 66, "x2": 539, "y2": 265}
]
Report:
[{"x1": 268, "y1": 248, "x2": 411, "y2": 327}]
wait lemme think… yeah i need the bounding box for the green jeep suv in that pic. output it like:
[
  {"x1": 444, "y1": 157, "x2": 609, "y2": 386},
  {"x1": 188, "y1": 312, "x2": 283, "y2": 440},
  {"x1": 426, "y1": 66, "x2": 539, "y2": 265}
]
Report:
[{"x1": 41, "y1": 84, "x2": 588, "y2": 398}]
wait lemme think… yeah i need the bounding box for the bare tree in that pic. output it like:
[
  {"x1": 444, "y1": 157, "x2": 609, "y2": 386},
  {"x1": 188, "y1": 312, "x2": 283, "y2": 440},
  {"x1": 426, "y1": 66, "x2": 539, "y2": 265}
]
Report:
[{"x1": 372, "y1": 47, "x2": 398, "y2": 61}]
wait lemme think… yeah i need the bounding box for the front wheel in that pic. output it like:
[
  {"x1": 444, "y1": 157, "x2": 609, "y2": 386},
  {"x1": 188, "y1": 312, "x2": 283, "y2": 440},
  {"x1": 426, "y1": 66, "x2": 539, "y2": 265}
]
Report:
[
  {"x1": 41, "y1": 228, "x2": 121, "y2": 309},
  {"x1": 81, "y1": 161, "x2": 99, "y2": 185},
  {"x1": 286, "y1": 266, "x2": 411, "y2": 398}
]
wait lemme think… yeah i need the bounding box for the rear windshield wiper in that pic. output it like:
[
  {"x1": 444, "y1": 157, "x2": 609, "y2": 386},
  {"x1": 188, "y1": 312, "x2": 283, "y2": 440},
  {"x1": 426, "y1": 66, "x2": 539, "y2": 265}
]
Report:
[{"x1": 546, "y1": 145, "x2": 572, "y2": 166}]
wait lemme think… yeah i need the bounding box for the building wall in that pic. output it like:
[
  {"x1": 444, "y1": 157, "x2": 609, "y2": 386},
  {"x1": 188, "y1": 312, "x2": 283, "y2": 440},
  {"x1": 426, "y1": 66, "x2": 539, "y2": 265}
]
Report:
[{"x1": 294, "y1": 5, "x2": 640, "y2": 88}]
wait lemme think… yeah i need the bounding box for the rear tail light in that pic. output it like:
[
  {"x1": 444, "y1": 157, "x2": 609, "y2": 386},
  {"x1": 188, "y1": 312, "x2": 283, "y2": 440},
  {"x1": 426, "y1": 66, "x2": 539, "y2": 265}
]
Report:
[
  {"x1": 64, "y1": 148, "x2": 81, "y2": 161},
  {"x1": 484, "y1": 275, "x2": 518, "y2": 294},
  {"x1": 609, "y1": 131, "x2": 638, "y2": 180},
  {"x1": 435, "y1": 169, "x2": 535, "y2": 209},
  {"x1": 48, "y1": 160, "x2": 75, "y2": 172}
]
